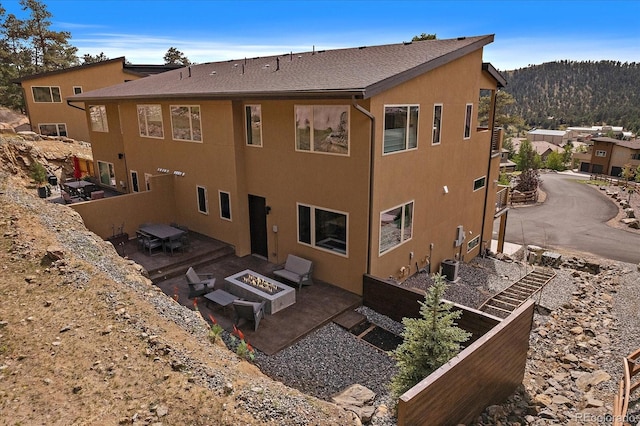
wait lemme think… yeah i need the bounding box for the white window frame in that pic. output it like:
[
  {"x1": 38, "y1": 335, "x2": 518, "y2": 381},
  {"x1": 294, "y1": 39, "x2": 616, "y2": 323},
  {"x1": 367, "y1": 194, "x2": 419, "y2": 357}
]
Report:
[
  {"x1": 218, "y1": 190, "x2": 232, "y2": 221},
  {"x1": 73, "y1": 86, "x2": 83, "y2": 95},
  {"x1": 432, "y1": 104, "x2": 443, "y2": 145},
  {"x1": 38, "y1": 123, "x2": 67, "y2": 137},
  {"x1": 137, "y1": 104, "x2": 164, "y2": 139},
  {"x1": 296, "y1": 203, "x2": 348, "y2": 257},
  {"x1": 245, "y1": 105, "x2": 262, "y2": 147},
  {"x1": 170, "y1": 105, "x2": 202, "y2": 142},
  {"x1": 473, "y1": 176, "x2": 486, "y2": 192},
  {"x1": 89, "y1": 105, "x2": 109, "y2": 132},
  {"x1": 467, "y1": 235, "x2": 480, "y2": 253},
  {"x1": 31, "y1": 86, "x2": 61, "y2": 103},
  {"x1": 379, "y1": 201, "x2": 414, "y2": 255},
  {"x1": 196, "y1": 185, "x2": 209, "y2": 214},
  {"x1": 97, "y1": 160, "x2": 115, "y2": 187},
  {"x1": 464, "y1": 103, "x2": 473, "y2": 140},
  {"x1": 382, "y1": 104, "x2": 419, "y2": 154},
  {"x1": 595, "y1": 150, "x2": 607, "y2": 157},
  {"x1": 294, "y1": 105, "x2": 350, "y2": 156}
]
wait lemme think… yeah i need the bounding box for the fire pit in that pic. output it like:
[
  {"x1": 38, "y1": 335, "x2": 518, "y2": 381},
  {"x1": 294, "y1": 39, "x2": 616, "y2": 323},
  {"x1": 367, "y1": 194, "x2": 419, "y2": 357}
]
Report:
[
  {"x1": 225, "y1": 269, "x2": 296, "y2": 314},
  {"x1": 239, "y1": 273, "x2": 283, "y2": 295}
]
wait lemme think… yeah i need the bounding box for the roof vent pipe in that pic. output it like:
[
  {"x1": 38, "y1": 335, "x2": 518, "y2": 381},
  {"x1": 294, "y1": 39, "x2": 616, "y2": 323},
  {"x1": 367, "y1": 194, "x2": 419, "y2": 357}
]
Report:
[
  {"x1": 242, "y1": 64, "x2": 244, "y2": 75},
  {"x1": 312, "y1": 45, "x2": 315, "y2": 55},
  {"x1": 276, "y1": 57, "x2": 280, "y2": 71},
  {"x1": 188, "y1": 66, "x2": 191, "y2": 77},
  {"x1": 179, "y1": 71, "x2": 182, "y2": 80}
]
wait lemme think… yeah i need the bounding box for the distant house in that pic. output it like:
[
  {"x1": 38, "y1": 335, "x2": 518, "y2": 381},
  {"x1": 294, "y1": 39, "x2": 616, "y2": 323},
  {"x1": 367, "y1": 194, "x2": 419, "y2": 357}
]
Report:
[
  {"x1": 68, "y1": 35, "x2": 507, "y2": 295},
  {"x1": 566, "y1": 125, "x2": 633, "y2": 141},
  {"x1": 16, "y1": 58, "x2": 180, "y2": 142},
  {"x1": 577, "y1": 136, "x2": 640, "y2": 176},
  {"x1": 512, "y1": 138, "x2": 563, "y2": 162},
  {"x1": 499, "y1": 148, "x2": 517, "y2": 172},
  {"x1": 526, "y1": 128, "x2": 573, "y2": 146}
]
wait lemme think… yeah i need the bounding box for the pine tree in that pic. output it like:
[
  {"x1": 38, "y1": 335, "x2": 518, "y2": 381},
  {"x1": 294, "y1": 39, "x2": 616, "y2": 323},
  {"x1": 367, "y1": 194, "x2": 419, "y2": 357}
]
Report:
[{"x1": 390, "y1": 273, "x2": 470, "y2": 399}]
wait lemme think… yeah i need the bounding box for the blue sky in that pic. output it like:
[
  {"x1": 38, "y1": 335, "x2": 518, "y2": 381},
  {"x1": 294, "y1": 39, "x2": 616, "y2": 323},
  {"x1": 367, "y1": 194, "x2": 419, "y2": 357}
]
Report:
[{"x1": 3, "y1": 0, "x2": 640, "y2": 70}]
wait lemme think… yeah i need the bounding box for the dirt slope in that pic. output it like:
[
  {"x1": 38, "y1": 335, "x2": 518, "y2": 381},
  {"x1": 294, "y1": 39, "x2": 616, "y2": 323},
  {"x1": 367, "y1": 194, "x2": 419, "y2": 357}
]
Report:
[{"x1": 0, "y1": 135, "x2": 356, "y2": 425}]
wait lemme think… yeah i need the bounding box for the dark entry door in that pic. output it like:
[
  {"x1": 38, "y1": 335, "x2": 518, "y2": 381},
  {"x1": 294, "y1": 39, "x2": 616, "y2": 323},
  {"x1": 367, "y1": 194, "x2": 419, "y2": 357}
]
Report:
[{"x1": 248, "y1": 195, "x2": 268, "y2": 258}]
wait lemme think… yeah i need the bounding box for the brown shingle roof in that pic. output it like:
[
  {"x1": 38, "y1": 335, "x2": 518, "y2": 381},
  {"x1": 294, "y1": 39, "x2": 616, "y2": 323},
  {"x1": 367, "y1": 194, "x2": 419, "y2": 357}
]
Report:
[{"x1": 69, "y1": 35, "x2": 495, "y2": 102}]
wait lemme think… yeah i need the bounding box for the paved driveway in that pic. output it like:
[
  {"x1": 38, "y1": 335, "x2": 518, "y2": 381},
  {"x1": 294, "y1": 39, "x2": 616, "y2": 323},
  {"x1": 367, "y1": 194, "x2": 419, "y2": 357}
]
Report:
[{"x1": 504, "y1": 172, "x2": 640, "y2": 264}]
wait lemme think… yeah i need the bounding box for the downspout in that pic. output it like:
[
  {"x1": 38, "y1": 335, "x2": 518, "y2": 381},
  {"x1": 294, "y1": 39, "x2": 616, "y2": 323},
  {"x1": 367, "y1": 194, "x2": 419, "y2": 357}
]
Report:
[
  {"x1": 352, "y1": 97, "x2": 375, "y2": 275},
  {"x1": 480, "y1": 90, "x2": 499, "y2": 256},
  {"x1": 66, "y1": 100, "x2": 85, "y2": 111}
]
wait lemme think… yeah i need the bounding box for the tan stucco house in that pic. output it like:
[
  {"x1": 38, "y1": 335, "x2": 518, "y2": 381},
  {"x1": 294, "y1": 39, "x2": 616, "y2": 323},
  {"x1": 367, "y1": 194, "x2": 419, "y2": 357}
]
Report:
[
  {"x1": 16, "y1": 58, "x2": 180, "y2": 142},
  {"x1": 578, "y1": 136, "x2": 640, "y2": 176},
  {"x1": 68, "y1": 35, "x2": 507, "y2": 295}
]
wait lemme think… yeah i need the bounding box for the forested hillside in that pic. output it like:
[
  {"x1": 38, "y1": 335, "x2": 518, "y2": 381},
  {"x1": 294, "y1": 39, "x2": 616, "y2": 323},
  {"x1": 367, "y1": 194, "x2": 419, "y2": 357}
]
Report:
[{"x1": 502, "y1": 61, "x2": 640, "y2": 133}]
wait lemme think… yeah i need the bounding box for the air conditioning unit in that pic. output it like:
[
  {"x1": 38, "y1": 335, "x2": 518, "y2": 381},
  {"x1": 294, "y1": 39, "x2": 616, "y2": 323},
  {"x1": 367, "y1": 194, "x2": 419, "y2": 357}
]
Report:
[{"x1": 454, "y1": 225, "x2": 465, "y2": 247}]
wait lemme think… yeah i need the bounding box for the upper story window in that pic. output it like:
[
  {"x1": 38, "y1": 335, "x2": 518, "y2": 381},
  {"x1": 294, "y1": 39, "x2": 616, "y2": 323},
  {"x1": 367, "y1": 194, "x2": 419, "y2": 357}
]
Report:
[
  {"x1": 39, "y1": 123, "x2": 67, "y2": 137},
  {"x1": 432, "y1": 104, "x2": 442, "y2": 145},
  {"x1": 383, "y1": 105, "x2": 418, "y2": 154},
  {"x1": 171, "y1": 105, "x2": 201, "y2": 142},
  {"x1": 464, "y1": 103, "x2": 473, "y2": 139},
  {"x1": 73, "y1": 86, "x2": 83, "y2": 95},
  {"x1": 89, "y1": 105, "x2": 108, "y2": 132},
  {"x1": 473, "y1": 176, "x2": 486, "y2": 191},
  {"x1": 595, "y1": 150, "x2": 607, "y2": 157},
  {"x1": 137, "y1": 105, "x2": 164, "y2": 138},
  {"x1": 32, "y1": 86, "x2": 61, "y2": 103},
  {"x1": 379, "y1": 201, "x2": 414, "y2": 254},
  {"x1": 295, "y1": 105, "x2": 349, "y2": 155},
  {"x1": 297, "y1": 203, "x2": 348, "y2": 255},
  {"x1": 245, "y1": 105, "x2": 262, "y2": 146}
]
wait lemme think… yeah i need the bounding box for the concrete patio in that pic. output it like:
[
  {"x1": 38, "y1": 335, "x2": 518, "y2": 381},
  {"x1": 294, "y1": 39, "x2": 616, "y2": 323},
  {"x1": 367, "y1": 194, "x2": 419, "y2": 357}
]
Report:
[{"x1": 117, "y1": 232, "x2": 362, "y2": 355}]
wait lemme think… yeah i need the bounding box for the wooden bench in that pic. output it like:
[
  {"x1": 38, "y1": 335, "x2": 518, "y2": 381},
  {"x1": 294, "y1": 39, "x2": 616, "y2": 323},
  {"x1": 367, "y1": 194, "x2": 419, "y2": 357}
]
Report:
[{"x1": 273, "y1": 254, "x2": 313, "y2": 290}]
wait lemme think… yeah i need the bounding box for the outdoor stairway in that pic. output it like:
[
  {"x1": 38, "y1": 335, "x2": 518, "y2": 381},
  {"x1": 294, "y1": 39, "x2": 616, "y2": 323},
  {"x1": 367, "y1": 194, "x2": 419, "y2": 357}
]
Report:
[{"x1": 479, "y1": 267, "x2": 556, "y2": 319}]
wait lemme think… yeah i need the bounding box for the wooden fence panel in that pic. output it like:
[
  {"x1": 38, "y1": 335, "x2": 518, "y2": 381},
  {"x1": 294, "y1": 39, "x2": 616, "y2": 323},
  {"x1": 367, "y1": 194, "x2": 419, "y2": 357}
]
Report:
[
  {"x1": 362, "y1": 274, "x2": 533, "y2": 425},
  {"x1": 397, "y1": 300, "x2": 534, "y2": 426}
]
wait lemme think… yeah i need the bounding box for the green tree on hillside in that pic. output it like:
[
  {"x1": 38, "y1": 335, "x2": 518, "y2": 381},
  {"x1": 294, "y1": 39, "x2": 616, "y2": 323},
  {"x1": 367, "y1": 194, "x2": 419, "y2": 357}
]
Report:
[
  {"x1": 0, "y1": 0, "x2": 77, "y2": 111},
  {"x1": 514, "y1": 139, "x2": 542, "y2": 171}
]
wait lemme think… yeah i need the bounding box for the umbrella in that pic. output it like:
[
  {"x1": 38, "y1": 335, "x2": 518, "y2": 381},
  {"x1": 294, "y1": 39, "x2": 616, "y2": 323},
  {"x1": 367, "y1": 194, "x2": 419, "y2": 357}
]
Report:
[{"x1": 73, "y1": 156, "x2": 81, "y2": 180}]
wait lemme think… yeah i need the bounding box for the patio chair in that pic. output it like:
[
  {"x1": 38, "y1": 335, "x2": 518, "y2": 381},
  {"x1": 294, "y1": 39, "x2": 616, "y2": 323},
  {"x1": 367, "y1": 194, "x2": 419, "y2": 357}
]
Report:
[
  {"x1": 232, "y1": 300, "x2": 266, "y2": 331},
  {"x1": 164, "y1": 232, "x2": 184, "y2": 256},
  {"x1": 185, "y1": 267, "x2": 216, "y2": 299},
  {"x1": 61, "y1": 190, "x2": 82, "y2": 204},
  {"x1": 273, "y1": 254, "x2": 313, "y2": 290},
  {"x1": 137, "y1": 231, "x2": 162, "y2": 256}
]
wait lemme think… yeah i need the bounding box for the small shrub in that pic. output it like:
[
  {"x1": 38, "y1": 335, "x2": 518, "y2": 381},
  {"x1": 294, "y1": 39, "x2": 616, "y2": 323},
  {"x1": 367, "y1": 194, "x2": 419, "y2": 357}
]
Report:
[
  {"x1": 390, "y1": 273, "x2": 470, "y2": 399},
  {"x1": 29, "y1": 162, "x2": 47, "y2": 186}
]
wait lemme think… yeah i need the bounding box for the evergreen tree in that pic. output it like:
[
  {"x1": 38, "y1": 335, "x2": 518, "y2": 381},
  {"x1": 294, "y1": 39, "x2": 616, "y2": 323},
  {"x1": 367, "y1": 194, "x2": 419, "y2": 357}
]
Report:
[
  {"x1": 390, "y1": 273, "x2": 470, "y2": 399},
  {"x1": 81, "y1": 52, "x2": 109, "y2": 64},
  {"x1": 0, "y1": 0, "x2": 77, "y2": 111},
  {"x1": 164, "y1": 47, "x2": 191, "y2": 66},
  {"x1": 514, "y1": 139, "x2": 542, "y2": 171},
  {"x1": 412, "y1": 33, "x2": 436, "y2": 41}
]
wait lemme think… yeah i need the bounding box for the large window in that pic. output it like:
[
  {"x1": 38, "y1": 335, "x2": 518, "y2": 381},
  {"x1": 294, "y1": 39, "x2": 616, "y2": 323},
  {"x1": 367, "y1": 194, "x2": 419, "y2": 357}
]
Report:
[
  {"x1": 219, "y1": 190, "x2": 231, "y2": 220},
  {"x1": 38, "y1": 123, "x2": 67, "y2": 137},
  {"x1": 473, "y1": 176, "x2": 486, "y2": 191},
  {"x1": 432, "y1": 104, "x2": 442, "y2": 145},
  {"x1": 295, "y1": 105, "x2": 349, "y2": 155},
  {"x1": 297, "y1": 203, "x2": 347, "y2": 255},
  {"x1": 32, "y1": 86, "x2": 61, "y2": 103},
  {"x1": 97, "y1": 160, "x2": 115, "y2": 186},
  {"x1": 89, "y1": 105, "x2": 108, "y2": 132},
  {"x1": 380, "y1": 201, "x2": 414, "y2": 254},
  {"x1": 171, "y1": 105, "x2": 202, "y2": 142},
  {"x1": 196, "y1": 185, "x2": 208, "y2": 214},
  {"x1": 383, "y1": 105, "x2": 418, "y2": 154},
  {"x1": 137, "y1": 105, "x2": 164, "y2": 138},
  {"x1": 245, "y1": 105, "x2": 262, "y2": 146},
  {"x1": 464, "y1": 103, "x2": 473, "y2": 139}
]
